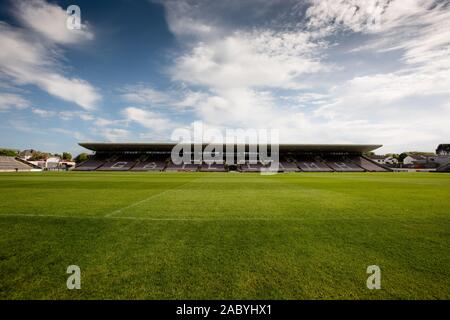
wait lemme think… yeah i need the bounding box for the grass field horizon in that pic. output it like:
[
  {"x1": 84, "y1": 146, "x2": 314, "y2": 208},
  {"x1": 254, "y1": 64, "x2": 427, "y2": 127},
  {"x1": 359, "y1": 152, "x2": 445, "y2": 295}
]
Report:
[{"x1": 0, "y1": 172, "x2": 449, "y2": 299}]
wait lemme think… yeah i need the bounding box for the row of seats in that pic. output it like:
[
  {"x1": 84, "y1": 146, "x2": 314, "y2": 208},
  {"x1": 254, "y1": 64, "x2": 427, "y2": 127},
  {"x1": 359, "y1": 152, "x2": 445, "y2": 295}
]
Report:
[
  {"x1": 0, "y1": 156, "x2": 34, "y2": 171},
  {"x1": 74, "y1": 153, "x2": 167, "y2": 171},
  {"x1": 280, "y1": 156, "x2": 387, "y2": 172},
  {"x1": 296, "y1": 161, "x2": 333, "y2": 172},
  {"x1": 437, "y1": 163, "x2": 450, "y2": 172},
  {"x1": 74, "y1": 155, "x2": 387, "y2": 172}
]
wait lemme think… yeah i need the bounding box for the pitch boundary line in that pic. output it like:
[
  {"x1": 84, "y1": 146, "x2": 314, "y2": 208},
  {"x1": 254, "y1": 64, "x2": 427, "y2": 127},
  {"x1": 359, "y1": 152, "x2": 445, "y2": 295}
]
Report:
[{"x1": 0, "y1": 213, "x2": 434, "y2": 222}]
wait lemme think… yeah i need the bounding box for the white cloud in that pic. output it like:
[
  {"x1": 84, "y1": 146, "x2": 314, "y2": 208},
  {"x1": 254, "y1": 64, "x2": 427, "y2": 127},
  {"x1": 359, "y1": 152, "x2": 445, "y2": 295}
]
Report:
[
  {"x1": 0, "y1": 0, "x2": 101, "y2": 110},
  {"x1": 195, "y1": 88, "x2": 276, "y2": 128},
  {"x1": 154, "y1": 0, "x2": 450, "y2": 152},
  {"x1": 172, "y1": 29, "x2": 327, "y2": 90},
  {"x1": 158, "y1": 0, "x2": 332, "y2": 138},
  {"x1": 159, "y1": 0, "x2": 306, "y2": 39},
  {"x1": 2, "y1": 0, "x2": 446, "y2": 153},
  {"x1": 306, "y1": 0, "x2": 392, "y2": 33},
  {"x1": 309, "y1": 65, "x2": 450, "y2": 153},
  {"x1": 162, "y1": 8, "x2": 332, "y2": 134},
  {"x1": 14, "y1": 0, "x2": 93, "y2": 44},
  {"x1": 58, "y1": 111, "x2": 95, "y2": 121},
  {"x1": 309, "y1": 0, "x2": 450, "y2": 70},
  {"x1": 31, "y1": 108, "x2": 95, "y2": 121},
  {"x1": 303, "y1": 0, "x2": 450, "y2": 152},
  {"x1": 120, "y1": 85, "x2": 170, "y2": 104},
  {"x1": 160, "y1": 0, "x2": 214, "y2": 38},
  {"x1": 95, "y1": 118, "x2": 126, "y2": 127},
  {"x1": 306, "y1": 0, "x2": 438, "y2": 34},
  {"x1": 52, "y1": 128, "x2": 85, "y2": 141},
  {"x1": 120, "y1": 84, "x2": 212, "y2": 112},
  {"x1": 123, "y1": 107, "x2": 173, "y2": 132},
  {"x1": 97, "y1": 128, "x2": 132, "y2": 142},
  {"x1": 32, "y1": 108, "x2": 55, "y2": 117},
  {"x1": 0, "y1": 93, "x2": 30, "y2": 111},
  {"x1": 7, "y1": 119, "x2": 43, "y2": 134},
  {"x1": 172, "y1": 90, "x2": 208, "y2": 109}
]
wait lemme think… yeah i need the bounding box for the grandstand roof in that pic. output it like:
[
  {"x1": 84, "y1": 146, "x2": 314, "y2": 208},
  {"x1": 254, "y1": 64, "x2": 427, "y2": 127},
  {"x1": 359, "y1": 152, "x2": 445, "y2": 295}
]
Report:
[{"x1": 79, "y1": 142, "x2": 382, "y2": 153}]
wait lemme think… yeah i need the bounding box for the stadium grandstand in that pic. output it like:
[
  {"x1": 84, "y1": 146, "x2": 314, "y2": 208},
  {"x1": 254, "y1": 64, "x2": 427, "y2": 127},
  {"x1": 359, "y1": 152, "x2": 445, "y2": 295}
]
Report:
[
  {"x1": 0, "y1": 156, "x2": 39, "y2": 172},
  {"x1": 75, "y1": 143, "x2": 389, "y2": 172}
]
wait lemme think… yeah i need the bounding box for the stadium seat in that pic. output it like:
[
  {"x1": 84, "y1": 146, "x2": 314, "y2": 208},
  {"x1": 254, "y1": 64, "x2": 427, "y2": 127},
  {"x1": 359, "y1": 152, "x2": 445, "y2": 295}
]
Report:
[
  {"x1": 131, "y1": 155, "x2": 167, "y2": 171},
  {"x1": 0, "y1": 156, "x2": 34, "y2": 171},
  {"x1": 72, "y1": 145, "x2": 391, "y2": 174},
  {"x1": 96, "y1": 155, "x2": 137, "y2": 171},
  {"x1": 74, "y1": 159, "x2": 106, "y2": 171},
  {"x1": 352, "y1": 156, "x2": 388, "y2": 172},
  {"x1": 279, "y1": 159, "x2": 300, "y2": 172},
  {"x1": 323, "y1": 156, "x2": 364, "y2": 172},
  {"x1": 296, "y1": 156, "x2": 333, "y2": 172},
  {"x1": 132, "y1": 160, "x2": 166, "y2": 171}
]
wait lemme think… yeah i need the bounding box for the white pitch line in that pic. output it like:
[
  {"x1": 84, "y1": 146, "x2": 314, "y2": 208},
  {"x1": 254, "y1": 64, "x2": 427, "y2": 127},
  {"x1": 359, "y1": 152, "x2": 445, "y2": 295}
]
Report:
[
  {"x1": 0, "y1": 213, "x2": 103, "y2": 220},
  {"x1": 104, "y1": 178, "x2": 200, "y2": 217},
  {"x1": 0, "y1": 213, "x2": 423, "y2": 222},
  {"x1": 0, "y1": 213, "x2": 211, "y2": 221}
]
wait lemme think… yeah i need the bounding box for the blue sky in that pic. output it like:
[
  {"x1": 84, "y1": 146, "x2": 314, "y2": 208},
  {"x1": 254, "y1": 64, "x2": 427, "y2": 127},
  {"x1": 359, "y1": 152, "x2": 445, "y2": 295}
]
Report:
[{"x1": 0, "y1": 0, "x2": 449, "y2": 156}]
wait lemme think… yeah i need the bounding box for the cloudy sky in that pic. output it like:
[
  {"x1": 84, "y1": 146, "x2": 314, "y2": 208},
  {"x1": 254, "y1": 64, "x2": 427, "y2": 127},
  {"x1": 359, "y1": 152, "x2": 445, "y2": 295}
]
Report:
[{"x1": 0, "y1": 0, "x2": 449, "y2": 155}]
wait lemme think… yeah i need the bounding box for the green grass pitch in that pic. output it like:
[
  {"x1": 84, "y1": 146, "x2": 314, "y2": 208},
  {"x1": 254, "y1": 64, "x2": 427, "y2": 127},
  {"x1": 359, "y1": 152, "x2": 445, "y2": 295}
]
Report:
[{"x1": 0, "y1": 172, "x2": 449, "y2": 299}]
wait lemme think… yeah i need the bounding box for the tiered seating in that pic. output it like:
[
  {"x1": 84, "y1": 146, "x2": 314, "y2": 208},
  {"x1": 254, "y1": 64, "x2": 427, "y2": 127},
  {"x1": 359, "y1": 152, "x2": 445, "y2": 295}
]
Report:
[
  {"x1": 74, "y1": 159, "x2": 105, "y2": 171},
  {"x1": 437, "y1": 163, "x2": 450, "y2": 172},
  {"x1": 0, "y1": 156, "x2": 34, "y2": 171},
  {"x1": 325, "y1": 156, "x2": 364, "y2": 172},
  {"x1": 200, "y1": 162, "x2": 226, "y2": 172},
  {"x1": 131, "y1": 155, "x2": 167, "y2": 171},
  {"x1": 352, "y1": 156, "x2": 387, "y2": 172},
  {"x1": 131, "y1": 160, "x2": 166, "y2": 171},
  {"x1": 279, "y1": 158, "x2": 300, "y2": 172},
  {"x1": 97, "y1": 161, "x2": 136, "y2": 171},
  {"x1": 296, "y1": 156, "x2": 333, "y2": 172},
  {"x1": 71, "y1": 151, "x2": 390, "y2": 173},
  {"x1": 97, "y1": 155, "x2": 137, "y2": 171}
]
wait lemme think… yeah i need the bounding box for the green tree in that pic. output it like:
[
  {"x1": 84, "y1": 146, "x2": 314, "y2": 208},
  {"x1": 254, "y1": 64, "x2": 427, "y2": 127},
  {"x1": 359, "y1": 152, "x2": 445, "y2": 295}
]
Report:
[
  {"x1": 0, "y1": 148, "x2": 18, "y2": 157},
  {"x1": 398, "y1": 153, "x2": 408, "y2": 163},
  {"x1": 75, "y1": 153, "x2": 89, "y2": 163},
  {"x1": 29, "y1": 151, "x2": 50, "y2": 161},
  {"x1": 62, "y1": 152, "x2": 72, "y2": 160}
]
